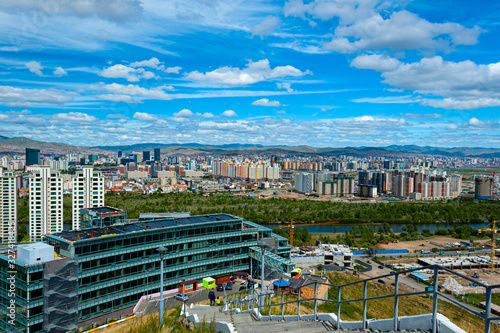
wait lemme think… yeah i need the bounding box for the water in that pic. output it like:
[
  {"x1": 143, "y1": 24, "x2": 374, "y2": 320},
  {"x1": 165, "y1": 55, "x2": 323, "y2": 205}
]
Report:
[{"x1": 266, "y1": 222, "x2": 490, "y2": 233}]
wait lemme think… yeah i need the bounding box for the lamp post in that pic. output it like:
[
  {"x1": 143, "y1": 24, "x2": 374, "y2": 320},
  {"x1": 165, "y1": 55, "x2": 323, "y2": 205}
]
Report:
[
  {"x1": 157, "y1": 246, "x2": 167, "y2": 326},
  {"x1": 257, "y1": 241, "x2": 268, "y2": 313}
]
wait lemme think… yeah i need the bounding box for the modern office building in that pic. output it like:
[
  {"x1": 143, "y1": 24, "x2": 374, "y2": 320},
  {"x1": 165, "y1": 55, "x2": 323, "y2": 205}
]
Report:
[
  {"x1": 143, "y1": 151, "x2": 151, "y2": 162},
  {"x1": 25, "y1": 148, "x2": 40, "y2": 166},
  {"x1": 28, "y1": 166, "x2": 63, "y2": 242},
  {"x1": 72, "y1": 167, "x2": 105, "y2": 230},
  {"x1": 0, "y1": 167, "x2": 17, "y2": 244},
  {"x1": 154, "y1": 148, "x2": 161, "y2": 161},
  {"x1": 0, "y1": 213, "x2": 294, "y2": 332}
]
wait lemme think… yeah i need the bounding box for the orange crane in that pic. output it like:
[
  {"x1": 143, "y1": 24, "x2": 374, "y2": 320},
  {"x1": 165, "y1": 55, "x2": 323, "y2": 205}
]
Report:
[
  {"x1": 278, "y1": 219, "x2": 294, "y2": 246},
  {"x1": 479, "y1": 220, "x2": 498, "y2": 271}
]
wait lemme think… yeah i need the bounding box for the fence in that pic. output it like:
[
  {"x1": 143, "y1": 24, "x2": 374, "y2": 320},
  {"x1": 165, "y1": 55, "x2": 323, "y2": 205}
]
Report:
[{"x1": 223, "y1": 264, "x2": 500, "y2": 333}]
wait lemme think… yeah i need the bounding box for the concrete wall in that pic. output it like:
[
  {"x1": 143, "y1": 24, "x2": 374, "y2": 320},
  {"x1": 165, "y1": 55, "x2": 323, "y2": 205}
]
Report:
[{"x1": 291, "y1": 256, "x2": 324, "y2": 267}]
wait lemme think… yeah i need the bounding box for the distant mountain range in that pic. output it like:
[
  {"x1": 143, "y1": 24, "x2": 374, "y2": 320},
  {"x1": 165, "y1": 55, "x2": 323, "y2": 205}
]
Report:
[{"x1": 2, "y1": 135, "x2": 500, "y2": 157}]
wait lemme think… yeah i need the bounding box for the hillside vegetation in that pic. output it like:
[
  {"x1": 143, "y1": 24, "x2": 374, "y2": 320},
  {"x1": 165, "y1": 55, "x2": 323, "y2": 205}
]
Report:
[{"x1": 99, "y1": 192, "x2": 500, "y2": 225}]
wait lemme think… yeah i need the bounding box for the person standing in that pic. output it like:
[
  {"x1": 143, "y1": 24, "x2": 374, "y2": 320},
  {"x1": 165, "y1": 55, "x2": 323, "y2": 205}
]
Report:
[{"x1": 208, "y1": 288, "x2": 216, "y2": 306}]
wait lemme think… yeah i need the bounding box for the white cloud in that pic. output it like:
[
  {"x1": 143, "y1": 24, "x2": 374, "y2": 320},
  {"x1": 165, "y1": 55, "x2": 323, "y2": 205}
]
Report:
[
  {"x1": 133, "y1": 112, "x2": 158, "y2": 122},
  {"x1": 252, "y1": 16, "x2": 280, "y2": 37},
  {"x1": 130, "y1": 57, "x2": 161, "y2": 68},
  {"x1": 25, "y1": 61, "x2": 43, "y2": 76},
  {"x1": 100, "y1": 64, "x2": 156, "y2": 82},
  {"x1": 420, "y1": 98, "x2": 500, "y2": 110},
  {"x1": 196, "y1": 112, "x2": 216, "y2": 119},
  {"x1": 186, "y1": 59, "x2": 311, "y2": 86},
  {"x1": 277, "y1": 82, "x2": 294, "y2": 92},
  {"x1": 398, "y1": 113, "x2": 443, "y2": 119},
  {"x1": 0, "y1": 0, "x2": 143, "y2": 22},
  {"x1": 96, "y1": 94, "x2": 139, "y2": 103},
  {"x1": 277, "y1": 110, "x2": 286, "y2": 114},
  {"x1": 173, "y1": 109, "x2": 194, "y2": 117},
  {"x1": 164, "y1": 66, "x2": 182, "y2": 74},
  {"x1": 0, "y1": 85, "x2": 73, "y2": 106},
  {"x1": 351, "y1": 54, "x2": 400, "y2": 72},
  {"x1": 53, "y1": 67, "x2": 68, "y2": 76},
  {"x1": 52, "y1": 112, "x2": 97, "y2": 123},
  {"x1": 252, "y1": 98, "x2": 281, "y2": 107},
  {"x1": 351, "y1": 55, "x2": 500, "y2": 110},
  {"x1": 468, "y1": 117, "x2": 482, "y2": 126},
  {"x1": 352, "y1": 95, "x2": 417, "y2": 104},
  {"x1": 285, "y1": 0, "x2": 482, "y2": 54},
  {"x1": 97, "y1": 83, "x2": 172, "y2": 100},
  {"x1": 446, "y1": 124, "x2": 458, "y2": 130},
  {"x1": 222, "y1": 110, "x2": 237, "y2": 117}
]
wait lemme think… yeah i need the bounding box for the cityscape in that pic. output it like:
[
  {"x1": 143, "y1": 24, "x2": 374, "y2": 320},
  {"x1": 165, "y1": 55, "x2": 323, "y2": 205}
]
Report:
[{"x1": 1, "y1": 0, "x2": 500, "y2": 333}]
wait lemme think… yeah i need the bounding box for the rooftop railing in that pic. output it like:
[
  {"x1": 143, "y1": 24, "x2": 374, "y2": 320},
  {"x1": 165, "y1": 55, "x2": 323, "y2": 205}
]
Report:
[{"x1": 223, "y1": 264, "x2": 500, "y2": 333}]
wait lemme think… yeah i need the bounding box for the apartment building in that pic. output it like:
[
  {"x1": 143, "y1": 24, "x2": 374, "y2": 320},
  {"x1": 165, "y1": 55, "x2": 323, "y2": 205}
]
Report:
[
  {"x1": 28, "y1": 166, "x2": 63, "y2": 242},
  {"x1": 0, "y1": 167, "x2": 17, "y2": 244},
  {"x1": 72, "y1": 166, "x2": 105, "y2": 230}
]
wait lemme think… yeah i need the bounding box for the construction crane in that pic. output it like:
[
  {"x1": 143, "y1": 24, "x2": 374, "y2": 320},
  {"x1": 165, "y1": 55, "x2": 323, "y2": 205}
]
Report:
[{"x1": 478, "y1": 220, "x2": 498, "y2": 271}]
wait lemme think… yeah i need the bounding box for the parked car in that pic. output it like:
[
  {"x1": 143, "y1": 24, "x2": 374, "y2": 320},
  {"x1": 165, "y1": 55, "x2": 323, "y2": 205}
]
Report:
[
  {"x1": 174, "y1": 293, "x2": 189, "y2": 302},
  {"x1": 217, "y1": 284, "x2": 224, "y2": 292},
  {"x1": 239, "y1": 285, "x2": 248, "y2": 291},
  {"x1": 377, "y1": 279, "x2": 386, "y2": 284},
  {"x1": 225, "y1": 282, "x2": 233, "y2": 290}
]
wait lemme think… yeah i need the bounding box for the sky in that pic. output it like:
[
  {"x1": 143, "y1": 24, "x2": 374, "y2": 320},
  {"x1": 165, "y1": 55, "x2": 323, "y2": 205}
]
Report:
[{"x1": 1, "y1": 0, "x2": 500, "y2": 148}]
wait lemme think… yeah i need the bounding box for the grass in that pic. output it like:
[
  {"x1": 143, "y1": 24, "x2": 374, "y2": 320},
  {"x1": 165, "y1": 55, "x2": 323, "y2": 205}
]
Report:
[
  {"x1": 464, "y1": 293, "x2": 500, "y2": 306},
  {"x1": 100, "y1": 306, "x2": 216, "y2": 333}
]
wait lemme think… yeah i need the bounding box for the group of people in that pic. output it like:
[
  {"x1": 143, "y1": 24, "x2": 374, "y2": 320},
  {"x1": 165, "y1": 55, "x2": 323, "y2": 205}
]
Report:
[{"x1": 208, "y1": 288, "x2": 221, "y2": 306}]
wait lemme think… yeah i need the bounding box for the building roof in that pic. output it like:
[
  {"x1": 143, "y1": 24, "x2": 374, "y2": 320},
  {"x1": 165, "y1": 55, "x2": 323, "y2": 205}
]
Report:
[
  {"x1": 273, "y1": 279, "x2": 291, "y2": 287},
  {"x1": 49, "y1": 214, "x2": 242, "y2": 243},
  {"x1": 410, "y1": 272, "x2": 429, "y2": 280}
]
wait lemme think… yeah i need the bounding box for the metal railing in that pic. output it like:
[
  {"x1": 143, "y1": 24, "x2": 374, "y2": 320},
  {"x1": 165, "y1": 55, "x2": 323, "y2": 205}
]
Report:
[{"x1": 223, "y1": 265, "x2": 500, "y2": 333}]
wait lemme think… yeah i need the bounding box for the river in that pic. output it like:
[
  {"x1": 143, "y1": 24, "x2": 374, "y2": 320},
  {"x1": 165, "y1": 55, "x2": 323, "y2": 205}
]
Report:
[{"x1": 265, "y1": 222, "x2": 490, "y2": 233}]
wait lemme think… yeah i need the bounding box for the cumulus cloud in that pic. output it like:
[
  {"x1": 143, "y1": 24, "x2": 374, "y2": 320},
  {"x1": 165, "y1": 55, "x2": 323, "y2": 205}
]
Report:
[
  {"x1": 252, "y1": 98, "x2": 281, "y2": 107},
  {"x1": 130, "y1": 57, "x2": 161, "y2": 68},
  {"x1": 277, "y1": 110, "x2": 286, "y2": 114},
  {"x1": 351, "y1": 54, "x2": 400, "y2": 72},
  {"x1": 52, "y1": 112, "x2": 97, "y2": 123},
  {"x1": 0, "y1": 85, "x2": 73, "y2": 106},
  {"x1": 285, "y1": 0, "x2": 482, "y2": 54},
  {"x1": 252, "y1": 16, "x2": 280, "y2": 37},
  {"x1": 173, "y1": 109, "x2": 194, "y2": 117},
  {"x1": 196, "y1": 112, "x2": 216, "y2": 119},
  {"x1": 277, "y1": 82, "x2": 294, "y2": 92},
  {"x1": 53, "y1": 67, "x2": 68, "y2": 76},
  {"x1": 186, "y1": 59, "x2": 311, "y2": 86},
  {"x1": 25, "y1": 61, "x2": 43, "y2": 76},
  {"x1": 0, "y1": 0, "x2": 143, "y2": 22},
  {"x1": 96, "y1": 83, "x2": 173, "y2": 101},
  {"x1": 133, "y1": 112, "x2": 158, "y2": 122},
  {"x1": 100, "y1": 64, "x2": 156, "y2": 82},
  {"x1": 222, "y1": 110, "x2": 237, "y2": 117},
  {"x1": 163, "y1": 66, "x2": 182, "y2": 74},
  {"x1": 351, "y1": 55, "x2": 500, "y2": 110}
]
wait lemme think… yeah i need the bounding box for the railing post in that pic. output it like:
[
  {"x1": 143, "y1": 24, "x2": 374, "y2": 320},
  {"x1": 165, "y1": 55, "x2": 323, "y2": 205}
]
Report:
[
  {"x1": 281, "y1": 290, "x2": 285, "y2": 320},
  {"x1": 336, "y1": 287, "x2": 341, "y2": 329},
  {"x1": 485, "y1": 287, "x2": 492, "y2": 333},
  {"x1": 394, "y1": 273, "x2": 399, "y2": 331},
  {"x1": 268, "y1": 291, "x2": 272, "y2": 318},
  {"x1": 314, "y1": 282, "x2": 318, "y2": 320},
  {"x1": 363, "y1": 280, "x2": 367, "y2": 329},
  {"x1": 432, "y1": 266, "x2": 439, "y2": 333},
  {"x1": 297, "y1": 287, "x2": 301, "y2": 321}
]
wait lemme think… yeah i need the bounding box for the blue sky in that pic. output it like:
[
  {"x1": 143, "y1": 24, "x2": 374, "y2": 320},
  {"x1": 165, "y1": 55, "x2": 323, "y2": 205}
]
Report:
[{"x1": 1, "y1": 0, "x2": 500, "y2": 148}]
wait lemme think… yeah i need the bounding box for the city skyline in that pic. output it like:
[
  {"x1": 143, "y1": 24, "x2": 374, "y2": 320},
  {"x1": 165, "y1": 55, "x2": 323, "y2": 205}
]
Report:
[{"x1": 1, "y1": 0, "x2": 500, "y2": 147}]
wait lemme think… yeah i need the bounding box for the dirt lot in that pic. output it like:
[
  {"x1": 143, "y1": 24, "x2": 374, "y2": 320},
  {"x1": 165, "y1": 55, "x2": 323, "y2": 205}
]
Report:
[{"x1": 374, "y1": 236, "x2": 491, "y2": 253}]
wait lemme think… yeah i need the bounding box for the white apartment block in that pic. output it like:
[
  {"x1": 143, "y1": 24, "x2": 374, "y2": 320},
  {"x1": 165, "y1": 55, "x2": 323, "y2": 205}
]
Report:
[
  {"x1": 29, "y1": 166, "x2": 63, "y2": 242},
  {"x1": 72, "y1": 166, "x2": 104, "y2": 230},
  {"x1": 0, "y1": 167, "x2": 17, "y2": 244},
  {"x1": 294, "y1": 172, "x2": 314, "y2": 194},
  {"x1": 212, "y1": 160, "x2": 280, "y2": 181}
]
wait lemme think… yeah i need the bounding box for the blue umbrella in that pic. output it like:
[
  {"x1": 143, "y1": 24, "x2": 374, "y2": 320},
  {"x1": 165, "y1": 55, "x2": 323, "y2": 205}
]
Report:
[{"x1": 272, "y1": 279, "x2": 291, "y2": 287}]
